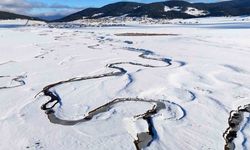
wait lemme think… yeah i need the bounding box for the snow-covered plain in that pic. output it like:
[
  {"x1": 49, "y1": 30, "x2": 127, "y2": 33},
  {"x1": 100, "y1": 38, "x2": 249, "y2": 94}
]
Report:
[{"x1": 0, "y1": 17, "x2": 250, "y2": 150}]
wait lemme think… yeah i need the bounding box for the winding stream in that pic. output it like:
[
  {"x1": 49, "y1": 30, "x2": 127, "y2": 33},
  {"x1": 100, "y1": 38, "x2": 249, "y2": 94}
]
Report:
[
  {"x1": 0, "y1": 61, "x2": 26, "y2": 90},
  {"x1": 223, "y1": 104, "x2": 250, "y2": 150},
  {"x1": 37, "y1": 45, "x2": 180, "y2": 149},
  {"x1": 0, "y1": 75, "x2": 26, "y2": 89}
]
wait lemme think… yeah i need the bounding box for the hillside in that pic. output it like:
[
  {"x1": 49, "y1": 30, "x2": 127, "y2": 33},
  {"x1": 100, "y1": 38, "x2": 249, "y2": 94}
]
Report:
[
  {"x1": 55, "y1": 0, "x2": 250, "y2": 22},
  {"x1": 0, "y1": 11, "x2": 41, "y2": 20}
]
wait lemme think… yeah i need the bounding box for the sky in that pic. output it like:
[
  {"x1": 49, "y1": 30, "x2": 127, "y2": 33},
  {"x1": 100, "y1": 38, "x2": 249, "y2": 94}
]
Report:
[{"x1": 0, "y1": 0, "x2": 224, "y2": 19}]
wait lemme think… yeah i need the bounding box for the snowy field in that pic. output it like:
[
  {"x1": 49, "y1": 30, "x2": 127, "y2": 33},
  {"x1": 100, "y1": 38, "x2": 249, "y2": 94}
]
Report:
[{"x1": 0, "y1": 17, "x2": 250, "y2": 150}]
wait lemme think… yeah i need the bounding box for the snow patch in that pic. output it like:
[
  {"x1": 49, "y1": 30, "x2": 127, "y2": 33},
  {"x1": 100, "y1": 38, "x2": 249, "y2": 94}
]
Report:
[
  {"x1": 185, "y1": 7, "x2": 209, "y2": 16},
  {"x1": 92, "y1": 13, "x2": 104, "y2": 17},
  {"x1": 164, "y1": 6, "x2": 181, "y2": 12}
]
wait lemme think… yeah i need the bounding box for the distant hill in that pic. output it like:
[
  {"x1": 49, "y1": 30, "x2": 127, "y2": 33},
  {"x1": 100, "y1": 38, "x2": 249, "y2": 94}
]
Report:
[
  {"x1": 0, "y1": 11, "x2": 41, "y2": 20},
  {"x1": 55, "y1": 2, "x2": 143, "y2": 22},
  {"x1": 55, "y1": 0, "x2": 250, "y2": 22}
]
